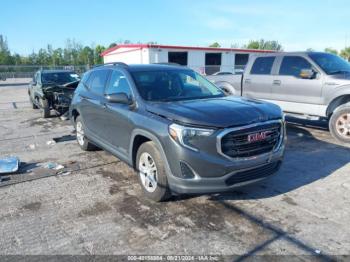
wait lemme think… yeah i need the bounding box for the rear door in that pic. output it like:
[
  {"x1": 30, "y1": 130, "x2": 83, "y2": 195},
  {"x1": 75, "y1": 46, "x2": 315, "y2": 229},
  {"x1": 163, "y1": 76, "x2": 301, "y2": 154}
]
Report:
[
  {"x1": 242, "y1": 56, "x2": 277, "y2": 100},
  {"x1": 270, "y1": 55, "x2": 323, "y2": 113},
  {"x1": 79, "y1": 69, "x2": 111, "y2": 138}
]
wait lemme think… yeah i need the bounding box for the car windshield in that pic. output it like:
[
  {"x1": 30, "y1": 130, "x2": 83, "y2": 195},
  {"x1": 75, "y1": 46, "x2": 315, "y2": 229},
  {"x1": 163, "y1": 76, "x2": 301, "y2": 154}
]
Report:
[
  {"x1": 131, "y1": 69, "x2": 224, "y2": 102},
  {"x1": 41, "y1": 72, "x2": 80, "y2": 85},
  {"x1": 309, "y1": 53, "x2": 350, "y2": 75}
]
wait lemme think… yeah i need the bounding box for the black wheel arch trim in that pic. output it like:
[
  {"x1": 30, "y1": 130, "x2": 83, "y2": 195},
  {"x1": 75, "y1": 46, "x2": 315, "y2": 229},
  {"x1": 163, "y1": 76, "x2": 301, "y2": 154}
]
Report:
[{"x1": 129, "y1": 129, "x2": 172, "y2": 179}]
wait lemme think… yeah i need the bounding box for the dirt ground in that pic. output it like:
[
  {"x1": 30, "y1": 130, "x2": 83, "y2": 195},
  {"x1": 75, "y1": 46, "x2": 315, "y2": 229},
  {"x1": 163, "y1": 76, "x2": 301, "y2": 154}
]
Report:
[{"x1": 0, "y1": 84, "x2": 349, "y2": 261}]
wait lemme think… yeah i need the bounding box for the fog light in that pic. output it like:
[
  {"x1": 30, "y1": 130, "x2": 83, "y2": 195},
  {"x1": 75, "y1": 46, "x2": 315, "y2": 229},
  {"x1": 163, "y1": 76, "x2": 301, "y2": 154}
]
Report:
[{"x1": 179, "y1": 162, "x2": 195, "y2": 179}]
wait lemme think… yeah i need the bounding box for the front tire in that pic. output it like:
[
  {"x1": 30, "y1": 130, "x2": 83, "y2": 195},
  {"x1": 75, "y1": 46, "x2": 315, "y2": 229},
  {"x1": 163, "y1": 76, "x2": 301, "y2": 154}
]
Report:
[
  {"x1": 136, "y1": 141, "x2": 171, "y2": 202},
  {"x1": 329, "y1": 104, "x2": 350, "y2": 143},
  {"x1": 75, "y1": 116, "x2": 98, "y2": 151},
  {"x1": 40, "y1": 99, "x2": 50, "y2": 118}
]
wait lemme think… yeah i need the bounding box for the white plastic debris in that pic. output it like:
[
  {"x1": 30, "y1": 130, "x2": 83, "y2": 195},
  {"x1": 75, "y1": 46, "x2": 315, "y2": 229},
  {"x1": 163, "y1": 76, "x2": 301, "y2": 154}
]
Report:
[
  {"x1": 58, "y1": 171, "x2": 71, "y2": 176},
  {"x1": 53, "y1": 164, "x2": 64, "y2": 170},
  {"x1": 28, "y1": 144, "x2": 36, "y2": 150},
  {"x1": 315, "y1": 250, "x2": 321, "y2": 254},
  {"x1": 46, "y1": 140, "x2": 56, "y2": 146}
]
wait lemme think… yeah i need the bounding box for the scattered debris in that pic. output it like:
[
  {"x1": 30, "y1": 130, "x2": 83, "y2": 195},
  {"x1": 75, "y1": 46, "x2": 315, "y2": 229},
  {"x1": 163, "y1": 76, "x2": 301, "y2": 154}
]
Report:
[
  {"x1": 52, "y1": 135, "x2": 76, "y2": 143},
  {"x1": 315, "y1": 250, "x2": 321, "y2": 254},
  {"x1": 57, "y1": 171, "x2": 71, "y2": 176},
  {"x1": 28, "y1": 144, "x2": 36, "y2": 150},
  {"x1": 43, "y1": 162, "x2": 64, "y2": 170},
  {"x1": 46, "y1": 140, "x2": 56, "y2": 146},
  {"x1": 0, "y1": 156, "x2": 20, "y2": 174}
]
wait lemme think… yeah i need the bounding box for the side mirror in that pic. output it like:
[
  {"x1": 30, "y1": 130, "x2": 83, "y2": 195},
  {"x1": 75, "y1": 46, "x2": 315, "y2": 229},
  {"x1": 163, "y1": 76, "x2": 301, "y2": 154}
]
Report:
[
  {"x1": 105, "y1": 92, "x2": 132, "y2": 104},
  {"x1": 300, "y1": 69, "x2": 315, "y2": 79}
]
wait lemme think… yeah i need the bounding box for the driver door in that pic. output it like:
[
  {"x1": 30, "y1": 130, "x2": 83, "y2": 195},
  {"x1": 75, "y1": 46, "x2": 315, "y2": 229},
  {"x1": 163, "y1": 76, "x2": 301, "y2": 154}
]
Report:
[
  {"x1": 270, "y1": 56, "x2": 323, "y2": 110},
  {"x1": 100, "y1": 70, "x2": 134, "y2": 154}
]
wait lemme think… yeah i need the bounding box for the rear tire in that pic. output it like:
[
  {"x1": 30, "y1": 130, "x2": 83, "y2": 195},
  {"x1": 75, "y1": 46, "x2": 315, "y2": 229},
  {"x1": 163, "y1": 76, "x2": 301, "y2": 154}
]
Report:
[
  {"x1": 40, "y1": 99, "x2": 50, "y2": 118},
  {"x1": 329, "y1": 104, "x2": 350, "y2": 144},
  {"x1": 75, "y1": 116, "x2": 98, "y2": 151},
  {"x1": 136, "y1": 141, "x2": 171, "y2": 202}
]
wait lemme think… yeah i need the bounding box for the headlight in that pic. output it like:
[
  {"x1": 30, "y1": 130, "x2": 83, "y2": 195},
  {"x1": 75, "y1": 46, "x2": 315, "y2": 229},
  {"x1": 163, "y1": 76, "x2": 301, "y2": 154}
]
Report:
[{"x1": 168, "y1": 123, "x2": 214, "y2": 151}]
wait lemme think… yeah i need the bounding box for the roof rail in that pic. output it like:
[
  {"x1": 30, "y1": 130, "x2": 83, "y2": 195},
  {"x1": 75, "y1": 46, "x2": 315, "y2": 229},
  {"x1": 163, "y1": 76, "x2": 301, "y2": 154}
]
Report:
[
  {"x1": 152, "y1": 62, "x2": 182, "y2": 66},
  {"x1": 93, "y1": 62, "x2": 128, "y2": 68}
]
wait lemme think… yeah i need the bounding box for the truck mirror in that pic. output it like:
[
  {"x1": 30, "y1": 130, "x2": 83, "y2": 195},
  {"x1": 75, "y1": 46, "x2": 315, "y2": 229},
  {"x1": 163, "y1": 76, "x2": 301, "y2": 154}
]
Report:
[{"x1": 300, "y1": 69, "x2": 315, "y2": 79}]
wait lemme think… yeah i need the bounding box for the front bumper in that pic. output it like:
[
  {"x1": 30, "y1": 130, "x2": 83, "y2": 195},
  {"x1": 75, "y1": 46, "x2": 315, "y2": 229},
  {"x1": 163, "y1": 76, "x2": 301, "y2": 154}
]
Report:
[{"x1": 162, "y1": 121, "x2": 286, "y2": 194}]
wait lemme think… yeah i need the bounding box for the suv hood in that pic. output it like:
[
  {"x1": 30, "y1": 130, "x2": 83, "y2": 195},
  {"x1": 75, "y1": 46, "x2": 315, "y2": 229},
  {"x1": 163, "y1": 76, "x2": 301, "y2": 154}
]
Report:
[{"x1": 146, "y1": 97, "x2": 282, "y2": 128}]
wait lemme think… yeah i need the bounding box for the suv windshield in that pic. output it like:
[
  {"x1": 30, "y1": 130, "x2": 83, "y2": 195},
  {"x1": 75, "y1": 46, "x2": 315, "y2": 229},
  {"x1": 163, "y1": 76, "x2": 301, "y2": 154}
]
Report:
[
  {"x1": 309, "y1": 53, "x2": 350, "y2": 75},
  {"x1": 131, "y1": 69, "x2": 224, "y2": 102},
  {"x1": 41, "y1": 72, "x2": 80, "y2": 85}
]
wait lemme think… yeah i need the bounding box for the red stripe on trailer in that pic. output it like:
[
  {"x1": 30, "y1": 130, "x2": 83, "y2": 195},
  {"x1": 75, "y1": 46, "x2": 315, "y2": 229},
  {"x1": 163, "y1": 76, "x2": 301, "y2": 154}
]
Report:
[{"x1": 101, "y1": 44, "x2": 277, "y2": 57}]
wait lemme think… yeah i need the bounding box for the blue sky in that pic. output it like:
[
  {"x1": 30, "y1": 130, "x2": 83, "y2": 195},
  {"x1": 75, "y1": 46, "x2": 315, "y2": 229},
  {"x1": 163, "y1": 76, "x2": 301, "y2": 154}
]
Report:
[{"x1": 1, "y1": 0, "x2": 349, "y2": 55}]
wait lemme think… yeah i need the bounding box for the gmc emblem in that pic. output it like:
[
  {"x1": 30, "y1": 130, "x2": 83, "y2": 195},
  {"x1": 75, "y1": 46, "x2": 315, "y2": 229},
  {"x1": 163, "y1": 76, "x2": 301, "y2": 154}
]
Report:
[{"x1": 248, "y1": 131, "x2": 271, "y2": 142}]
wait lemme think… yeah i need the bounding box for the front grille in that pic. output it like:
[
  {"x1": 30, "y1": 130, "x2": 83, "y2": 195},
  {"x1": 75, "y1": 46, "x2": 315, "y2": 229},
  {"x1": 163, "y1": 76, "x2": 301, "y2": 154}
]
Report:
[
  {"x1": 220, "y1": 122, "x2": 282, "y2": 158},
  {"x1": 225, "y1": 161, "x2": 281, "y2": 186}
]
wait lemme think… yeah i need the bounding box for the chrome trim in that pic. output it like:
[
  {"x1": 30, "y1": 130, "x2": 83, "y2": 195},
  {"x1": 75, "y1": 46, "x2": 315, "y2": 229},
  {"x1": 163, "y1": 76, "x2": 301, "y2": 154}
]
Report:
[{"x1": 216, "y1": 119, "x2": 284, "y2": 161}]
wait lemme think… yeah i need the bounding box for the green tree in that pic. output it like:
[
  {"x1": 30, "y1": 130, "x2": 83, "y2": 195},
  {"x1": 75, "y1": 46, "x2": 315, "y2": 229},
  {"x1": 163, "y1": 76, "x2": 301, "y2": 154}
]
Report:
[
  {"x1": 0, "y1": 34, "x2": 12, "y2": 64},
  {"x1": 324, "y1": 47, "x2": 338, "y2": 55},
  {"x1": 94, "y1": 45, "x2": 106, "y2": 64},
  {"x1": 245, "y1": 39, "x2": 283, "y2": 51},
  {"x1": 209, "y1": 42, "x2": 221, "y2": 48},
  {"x1": 340, "y1": 47, "x2": 350, "y2": 61}
]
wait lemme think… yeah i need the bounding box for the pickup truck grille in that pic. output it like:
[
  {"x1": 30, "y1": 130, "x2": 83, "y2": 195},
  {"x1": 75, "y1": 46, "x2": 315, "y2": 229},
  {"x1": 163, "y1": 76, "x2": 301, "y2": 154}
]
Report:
[{"x1": 220, "y1": 121, "x2": 282, "y2": 158}]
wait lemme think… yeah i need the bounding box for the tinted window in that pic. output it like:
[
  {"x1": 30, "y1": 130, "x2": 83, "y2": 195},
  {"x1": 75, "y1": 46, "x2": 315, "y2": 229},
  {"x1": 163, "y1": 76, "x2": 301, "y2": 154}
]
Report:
[
  {"x1": 105, "y1": 71, "x2": 132, "y2": 97},
  {"x1": 41, "y1": 71, "x2": 80, "y2": 85},
  {"x1": 131, "y1": 69, "x2": 224, "y2": 102},
  {"x1": 80, "y1": 71, "x2": 90, "y2": 85},
  {"x1": 89, "y1": 70, "x2": 110, "y2": 95},
  {"x1": 279, "y1": 56, "x2": 312, "y2": 77},
  {"x1": 250, "y1": 57, "x2": 275, "y2": 75},
  {"x1": 309, "y1": 53, "x2": 350, "y2": 75}
]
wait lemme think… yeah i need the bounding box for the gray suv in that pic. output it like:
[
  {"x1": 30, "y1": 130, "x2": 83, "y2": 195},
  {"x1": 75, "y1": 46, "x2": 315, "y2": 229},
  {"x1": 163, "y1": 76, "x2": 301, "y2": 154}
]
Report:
[{"x1": 70, "y1": 63, "x2": 286, "y2": 201}]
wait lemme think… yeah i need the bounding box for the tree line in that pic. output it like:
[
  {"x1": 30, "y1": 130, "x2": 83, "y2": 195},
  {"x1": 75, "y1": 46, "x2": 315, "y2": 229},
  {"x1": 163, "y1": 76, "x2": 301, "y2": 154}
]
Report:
[
  {"x1": 1, "y1": 34, "x2": 350, "y2": 66},
  {"x1": 210, "y1": 39, "x2": 350, "y2": 61}
]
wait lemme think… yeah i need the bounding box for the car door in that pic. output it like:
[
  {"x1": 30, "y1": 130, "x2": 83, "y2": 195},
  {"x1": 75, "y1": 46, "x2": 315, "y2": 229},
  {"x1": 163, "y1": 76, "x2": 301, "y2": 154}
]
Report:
[
  {"x1": 100, "y1": 69, "x2": 134, "y2": 154},
  {"x1": 79, "y1": 69, "x2": 111, "y2": 139},
  {"x1": 242, "y1": 56, "x2": 277, "y2": 100},
  {"x1": 270, "y1": 55, "x2": 323, "y2": 113}
]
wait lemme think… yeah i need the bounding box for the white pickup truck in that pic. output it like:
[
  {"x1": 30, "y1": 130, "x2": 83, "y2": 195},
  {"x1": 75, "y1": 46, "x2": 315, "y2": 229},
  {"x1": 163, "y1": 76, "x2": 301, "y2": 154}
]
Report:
[{"x1": 207, "y1": 51, "x2": 350, "y2": 143}]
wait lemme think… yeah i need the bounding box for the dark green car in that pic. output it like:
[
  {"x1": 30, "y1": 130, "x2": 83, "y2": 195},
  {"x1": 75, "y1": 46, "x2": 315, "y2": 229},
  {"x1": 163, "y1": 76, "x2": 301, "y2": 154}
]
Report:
[{"x1": 28, "y1": 70, "x2": 80, "y2": 118}]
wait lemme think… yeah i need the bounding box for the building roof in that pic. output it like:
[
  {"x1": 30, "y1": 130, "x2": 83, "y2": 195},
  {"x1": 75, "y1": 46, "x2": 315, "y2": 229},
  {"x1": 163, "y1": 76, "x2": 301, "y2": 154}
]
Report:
[{"x1": 101, "y1": 44, "x2": 276, "y2": 57}]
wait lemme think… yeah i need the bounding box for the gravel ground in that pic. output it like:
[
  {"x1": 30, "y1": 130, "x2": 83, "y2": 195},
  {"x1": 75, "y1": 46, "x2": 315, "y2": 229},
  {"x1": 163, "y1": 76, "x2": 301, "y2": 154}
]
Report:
[{"x1": 0, "y1": 85, "x2": 349, "y2": 260}]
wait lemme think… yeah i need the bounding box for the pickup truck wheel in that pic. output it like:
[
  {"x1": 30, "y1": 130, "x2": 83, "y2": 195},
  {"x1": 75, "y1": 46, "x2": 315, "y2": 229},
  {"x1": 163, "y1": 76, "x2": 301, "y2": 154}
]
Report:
[
  {"x1": 40, "y1": 99, "x2": 50, "y2": 118},
  {"x1": 75, "y1": 116, "x2": 97, "y2": 151},
  {"x1": 329, "y1": 105, "x2": 350, "y2": 143},
  {"x1": 136, "y1": 141, "x2": 171, "y2": 202}
]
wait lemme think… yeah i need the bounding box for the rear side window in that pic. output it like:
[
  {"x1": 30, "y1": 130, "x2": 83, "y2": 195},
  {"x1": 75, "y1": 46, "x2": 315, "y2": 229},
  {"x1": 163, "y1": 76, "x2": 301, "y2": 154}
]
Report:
[
  {"x1": 250, "y1": 57, "x2": 275, "y2": 75},
  {"x1": 279, "y1": 56, "x2": 312, "y2": 77},
  {"x1": 89, "y1": 70, "x2": 110, "y2": 95},
  {"x1": 105, "y1": 70, "x2": 132, "y2": 97}
]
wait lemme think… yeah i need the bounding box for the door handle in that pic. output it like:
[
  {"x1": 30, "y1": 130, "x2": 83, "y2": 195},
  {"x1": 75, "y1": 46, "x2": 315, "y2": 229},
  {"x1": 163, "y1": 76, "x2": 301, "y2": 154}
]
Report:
[
  {"x1": 273, "y1": 80, "x2": 281, "y2": 86},
  {"x1": 244, "y1": 79, "x2": 251, "y2": 84}
]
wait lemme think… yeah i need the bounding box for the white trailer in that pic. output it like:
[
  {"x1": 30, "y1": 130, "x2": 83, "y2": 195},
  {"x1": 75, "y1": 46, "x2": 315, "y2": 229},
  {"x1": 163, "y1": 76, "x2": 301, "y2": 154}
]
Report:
[{"x1": 101, "y1": 44, "x2": 274, "y2": 75}]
